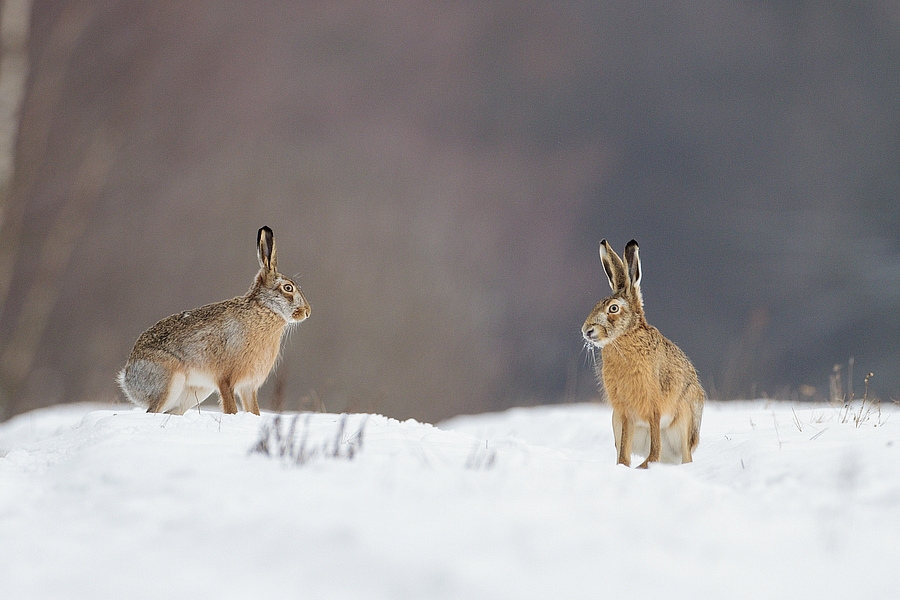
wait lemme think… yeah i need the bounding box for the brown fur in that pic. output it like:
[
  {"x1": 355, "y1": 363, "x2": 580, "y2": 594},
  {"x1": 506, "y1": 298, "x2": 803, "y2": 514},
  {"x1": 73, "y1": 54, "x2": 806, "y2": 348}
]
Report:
[
  {"x1": 583, "y1": 239, "x2": 704, "y2": 467},
  {"x1": 118, "y1": 227, "x2": 310, "y2": 415}
]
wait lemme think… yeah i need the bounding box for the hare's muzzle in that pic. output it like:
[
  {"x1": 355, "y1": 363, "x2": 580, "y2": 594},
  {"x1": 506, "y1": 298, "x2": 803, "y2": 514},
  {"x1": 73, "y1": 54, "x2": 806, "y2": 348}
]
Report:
[
  {"x1": 292, "y1": 303, "x2": 311, "y2": 322},
  {"x1": 582, "y1": 322, "x2": 608, "y2": 347}
]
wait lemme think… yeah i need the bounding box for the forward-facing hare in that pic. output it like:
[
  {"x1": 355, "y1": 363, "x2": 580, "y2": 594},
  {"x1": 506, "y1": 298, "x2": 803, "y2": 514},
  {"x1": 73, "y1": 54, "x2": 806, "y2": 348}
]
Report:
[
  {"x1": 582, "y1": 239, "x2": 704, "y2": 467},
  {"x1": 118, "y1": 226, "x2": 310, "y2": 415}
]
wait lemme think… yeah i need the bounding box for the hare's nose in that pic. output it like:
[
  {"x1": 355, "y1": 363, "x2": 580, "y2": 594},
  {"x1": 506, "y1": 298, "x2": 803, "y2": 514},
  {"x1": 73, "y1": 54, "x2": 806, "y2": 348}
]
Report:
[{"x1": 583, "y1": 326, "x2": 597, "y2": 340}]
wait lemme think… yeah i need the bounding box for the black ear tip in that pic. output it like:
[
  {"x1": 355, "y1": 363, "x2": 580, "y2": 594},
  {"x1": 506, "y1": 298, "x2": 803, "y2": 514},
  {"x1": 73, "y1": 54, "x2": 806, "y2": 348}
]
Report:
[
  {"x1": 627, "y1": 239, "x2": 638, "y2": 247},
  {"x1": 258, "y1": 226, "x2": 275, "y2": 246}
]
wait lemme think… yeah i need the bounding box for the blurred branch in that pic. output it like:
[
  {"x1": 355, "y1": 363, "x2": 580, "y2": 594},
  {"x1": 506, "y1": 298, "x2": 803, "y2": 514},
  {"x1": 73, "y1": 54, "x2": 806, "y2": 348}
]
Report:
[
  {"x1": 0, "y1": 2, "x2": 92, "y2": 318},
  {"x1": 0, "y1": 0, "x2": 32, "y2": 318},
  {"x1": 0, "y1": 126, "x2": 118, "y2": 418},
  {"x1": 0, "y1": 2, "x2": 96, "y2": 419}
]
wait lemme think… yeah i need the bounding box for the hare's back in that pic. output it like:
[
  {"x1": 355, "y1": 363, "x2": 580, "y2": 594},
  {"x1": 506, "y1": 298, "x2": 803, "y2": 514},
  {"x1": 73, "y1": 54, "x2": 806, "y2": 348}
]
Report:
[
  {"x1": 650, "y1": 327, "x2": 697, "y2": 376},
  {"x1": 129, "y1": 299, "x2": 241, "y2": 358}
]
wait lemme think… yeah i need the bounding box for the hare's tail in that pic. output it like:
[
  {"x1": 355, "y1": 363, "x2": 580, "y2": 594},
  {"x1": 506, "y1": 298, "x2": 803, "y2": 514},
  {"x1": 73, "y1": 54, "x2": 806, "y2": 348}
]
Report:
[
  {"x1": 117, "y1": 367, "x2": 141, "y2": 407},
  {"x1": 117, "y1": 361, "x2": 164, "y2": 409}
]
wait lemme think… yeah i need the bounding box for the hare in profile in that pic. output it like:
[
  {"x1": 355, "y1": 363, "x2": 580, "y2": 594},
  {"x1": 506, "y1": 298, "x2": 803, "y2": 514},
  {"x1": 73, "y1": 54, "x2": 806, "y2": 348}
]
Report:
[
  {"x1": 118, "y1": 226, "x2": 310, "y2": 415},
  {"x1": 582, "y1": 239, "x2": 704, "y2": 467}
]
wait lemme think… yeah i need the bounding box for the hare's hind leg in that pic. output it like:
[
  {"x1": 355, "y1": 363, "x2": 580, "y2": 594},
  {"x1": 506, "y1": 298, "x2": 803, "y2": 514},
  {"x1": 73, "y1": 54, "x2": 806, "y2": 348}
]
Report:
[
  {"x1": 678, "y1": 413, "x2": 693, "y2": 464},
  {"x1": 683, "y1": 413, "x2": 697, "y2": 463},
  {"x1": 168, "y1": 385, "x2": 214, "y2": 415},
  {"x1": 658, "y1": 422, "x2": 685, "y2": 464},
  {"x1": 658, "y1": 410, "x2": 693, "y2": 464},
  {"x1": 690, "y1": 405, "x2": 702, "y2": 454},
  {"x1": 682, "y1": 442, "x2": 693, "y2": 464},
  {"x1": 683, "y1": 411, "x2": 701, "y2": 463},
  {"x1": 146, "y1": 370, "x2": 186, "y2": 414}
]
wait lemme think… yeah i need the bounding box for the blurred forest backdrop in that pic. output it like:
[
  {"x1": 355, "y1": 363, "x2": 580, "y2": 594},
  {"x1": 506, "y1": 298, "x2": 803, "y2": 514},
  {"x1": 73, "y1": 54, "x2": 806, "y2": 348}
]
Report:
[{"x1": 1, "y1": 1, "x2": 899, "y2": 422}]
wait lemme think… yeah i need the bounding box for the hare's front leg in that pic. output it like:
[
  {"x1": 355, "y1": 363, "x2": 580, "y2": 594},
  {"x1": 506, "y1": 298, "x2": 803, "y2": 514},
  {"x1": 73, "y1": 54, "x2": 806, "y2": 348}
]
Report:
[
  {"x1": 613, "y1": 409, "x2": 632, "y2": 466},
  {"x1": 217, "y1": 383, "x2": 239, "y2": 414},
  {"x1": 638, "y1": 411, "x2": 661, "y2": 469}
]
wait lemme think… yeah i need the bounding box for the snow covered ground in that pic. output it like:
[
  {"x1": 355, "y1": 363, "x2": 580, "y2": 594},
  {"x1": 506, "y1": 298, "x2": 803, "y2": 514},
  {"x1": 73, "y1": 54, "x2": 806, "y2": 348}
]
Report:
[{"x1": 1, "y1": 400, "x2": 898, "y2": 599}]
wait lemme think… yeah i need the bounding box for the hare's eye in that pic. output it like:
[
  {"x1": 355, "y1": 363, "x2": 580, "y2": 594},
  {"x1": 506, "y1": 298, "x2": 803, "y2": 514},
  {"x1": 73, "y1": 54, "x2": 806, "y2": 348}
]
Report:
[
  {"x1": 282, "y1": 283, "x2": 294, "y2": 293},
  {"x1": 608, "y1": 304, "x2": 620, "y2": 314}
]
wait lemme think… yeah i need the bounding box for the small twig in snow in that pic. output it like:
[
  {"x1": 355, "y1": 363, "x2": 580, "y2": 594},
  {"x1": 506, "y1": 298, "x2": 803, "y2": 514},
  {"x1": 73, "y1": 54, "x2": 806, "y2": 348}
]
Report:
[
  {"x1": 465, "y1": 439, "x2": 497, "y2": 470},
  {"x1": 772, "y1": 412, "x2": 782, "y2": 451},
  {"x1": 791, "y1": 407, "x2": 803, "y2": 432},
  {"x1": 251, "y1": 413, "x2": 366, "y2": 467}
]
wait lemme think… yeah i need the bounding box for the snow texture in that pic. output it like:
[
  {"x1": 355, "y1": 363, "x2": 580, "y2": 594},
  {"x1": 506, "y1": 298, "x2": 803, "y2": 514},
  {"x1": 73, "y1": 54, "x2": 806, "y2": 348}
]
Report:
[{"x1": 1, "y1": 400, "x2": 898, "y2": 599}]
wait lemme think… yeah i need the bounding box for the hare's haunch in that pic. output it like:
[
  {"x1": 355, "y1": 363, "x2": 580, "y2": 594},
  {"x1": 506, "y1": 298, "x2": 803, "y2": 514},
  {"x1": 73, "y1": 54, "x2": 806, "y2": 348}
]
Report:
[
  {"x1": 118, "y1": 226, "x2": 310, "y2": 415},
  {"x1": 582, "y1": 239, "x2": 704, "y2": 467}
]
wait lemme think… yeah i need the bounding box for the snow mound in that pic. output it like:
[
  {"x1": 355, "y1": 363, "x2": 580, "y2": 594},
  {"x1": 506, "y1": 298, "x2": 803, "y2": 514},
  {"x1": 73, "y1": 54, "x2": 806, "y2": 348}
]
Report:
[{"x1": 1, "y1": 401, "x2": 898, "y2": 599}]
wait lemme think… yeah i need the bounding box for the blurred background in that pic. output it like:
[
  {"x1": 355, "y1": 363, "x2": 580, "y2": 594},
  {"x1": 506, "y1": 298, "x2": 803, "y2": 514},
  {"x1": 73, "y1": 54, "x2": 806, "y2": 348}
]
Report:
[{"x1": 0, "y1": 1, "x2": 898, "y2": 422}]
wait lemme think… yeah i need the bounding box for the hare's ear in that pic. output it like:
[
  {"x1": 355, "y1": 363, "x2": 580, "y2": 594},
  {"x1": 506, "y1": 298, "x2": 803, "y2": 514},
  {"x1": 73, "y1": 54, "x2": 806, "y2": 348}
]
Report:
[
  {"x1": 599, "y1": 239, "x2": 627, "y2": 292},
  {"x1": 257, "y1": 226, "x2": 278, "y2": 275},
  {"x1": 624, "y1": 239, "x2": 641, "y2": 289}
]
